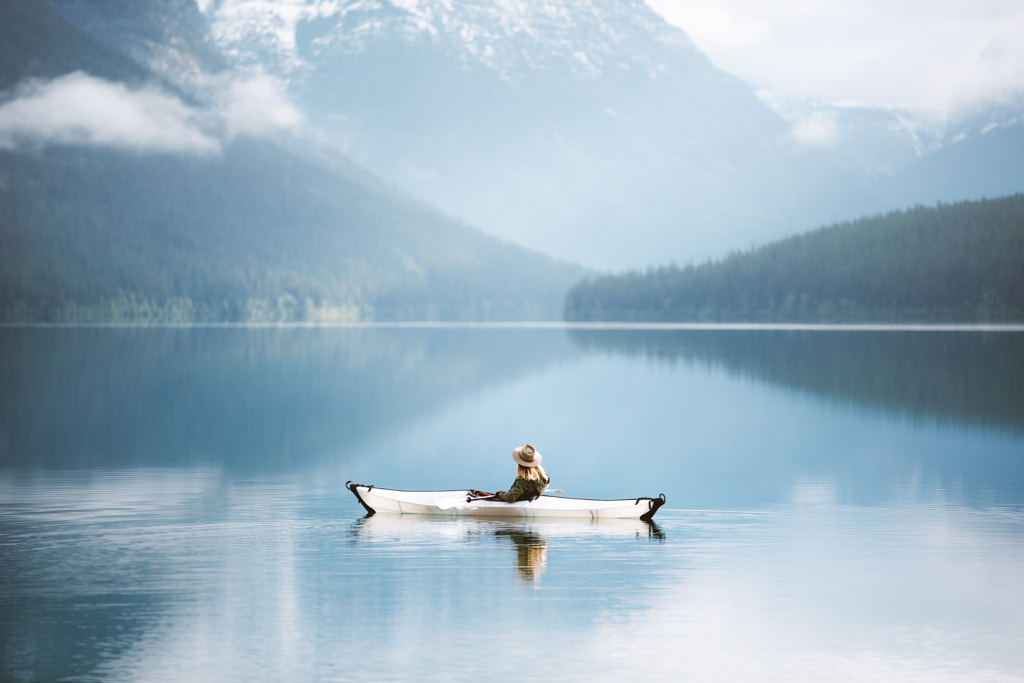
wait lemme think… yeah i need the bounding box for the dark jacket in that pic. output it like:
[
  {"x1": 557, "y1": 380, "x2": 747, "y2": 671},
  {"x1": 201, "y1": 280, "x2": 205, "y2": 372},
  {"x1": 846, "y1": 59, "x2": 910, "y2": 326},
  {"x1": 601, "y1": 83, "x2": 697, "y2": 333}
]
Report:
[{"x1": 494, "y1": 474, "x2": 550, "y2": 503}]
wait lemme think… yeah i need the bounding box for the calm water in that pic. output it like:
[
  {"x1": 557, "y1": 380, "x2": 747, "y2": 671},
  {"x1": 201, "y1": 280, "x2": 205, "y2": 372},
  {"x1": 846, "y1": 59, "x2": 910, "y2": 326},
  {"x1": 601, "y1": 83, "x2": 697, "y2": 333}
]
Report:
[{"x1": 2, "y1": 325, "x2": 1023, "y2": 681}]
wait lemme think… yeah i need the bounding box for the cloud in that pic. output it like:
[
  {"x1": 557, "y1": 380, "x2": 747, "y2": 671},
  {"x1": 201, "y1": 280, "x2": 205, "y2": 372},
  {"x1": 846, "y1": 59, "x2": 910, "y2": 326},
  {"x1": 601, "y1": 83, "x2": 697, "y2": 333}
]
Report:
[
  {"x1": 0, "y1": 70, "x2": 306, "y2": 155},
  {"x1": 790, "y1": 110, "x2": 838, "y2": 146},
  {"x1": 647, "y1": 2, "x2": 770, "y2": 52},
  {"x1": 645, "y1": 0, "x2": 1024, "y2": 112},
  {"x1": 951, "y1": 22, "x2": 1024, "y2": 109},
  {"x1": 0, "y1": 72, "x2": 220, "y2": 154},
  {"x1": 214, "y1": 71, "x2": 304, "y2": 139}
]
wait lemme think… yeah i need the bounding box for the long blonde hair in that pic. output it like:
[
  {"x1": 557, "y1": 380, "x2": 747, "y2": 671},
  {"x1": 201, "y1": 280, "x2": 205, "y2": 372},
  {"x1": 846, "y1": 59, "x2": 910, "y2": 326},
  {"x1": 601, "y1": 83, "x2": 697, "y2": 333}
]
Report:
[{"x1": 518, "y1": 464, "x2": 549, "y2": 483}]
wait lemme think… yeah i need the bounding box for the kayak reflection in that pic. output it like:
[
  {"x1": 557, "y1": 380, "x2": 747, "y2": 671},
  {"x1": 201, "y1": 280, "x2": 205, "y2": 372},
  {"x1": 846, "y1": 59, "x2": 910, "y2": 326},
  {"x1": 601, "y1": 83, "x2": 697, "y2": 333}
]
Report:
[
  {"x1": 493, "y1": 527, "x2": 548, "y2": 583},
  {"x1": 350, "y1": 512, "x2": 664, "y2": 541},
  {"x1": 348, "y1": 514, "x2": 664, "y2": 584}
]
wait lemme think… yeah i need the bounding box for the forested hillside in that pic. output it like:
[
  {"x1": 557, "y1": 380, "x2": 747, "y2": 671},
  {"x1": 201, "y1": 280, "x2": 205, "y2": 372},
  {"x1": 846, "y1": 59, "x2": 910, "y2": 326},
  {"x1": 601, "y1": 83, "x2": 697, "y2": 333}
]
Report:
[
  {"x1": 0, "y1": 0, "x2": 585, "y2": 323},
  {"x1": 0, "y1": 0, "x2": 150, "y2": 89},
  {"x1": 0, "y1": 139, "x2": 584, "y2": 322},
  {"x1": 564, "y1": 195, "x2": 1024, "y2": 322}
]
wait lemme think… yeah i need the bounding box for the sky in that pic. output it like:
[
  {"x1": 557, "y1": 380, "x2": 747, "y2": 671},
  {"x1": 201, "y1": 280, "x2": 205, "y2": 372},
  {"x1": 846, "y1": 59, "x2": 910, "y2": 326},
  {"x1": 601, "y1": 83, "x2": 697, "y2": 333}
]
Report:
[{"x1": 645, "y1": 0, "x2": 1024, "y2": 114}]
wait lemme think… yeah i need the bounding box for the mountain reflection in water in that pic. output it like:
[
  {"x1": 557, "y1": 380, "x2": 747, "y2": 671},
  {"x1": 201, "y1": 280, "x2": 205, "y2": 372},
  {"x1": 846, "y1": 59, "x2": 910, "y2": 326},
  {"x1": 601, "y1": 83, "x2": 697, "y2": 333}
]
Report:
[
  {"x1": 568, "y1": 327, "x2": 1024, "y2": 433},
  {"x1": 0, "y1": 326, "x2": 578, "y2": 469},
  {"x1": 4, "y1": 326, "x2": 1021, "y2": 474},
  {"x1": 3, "y1": 325, "x2": 1021, "y2": 508},
  {"x1": 2, "y1": 325, "x2": 1023, "y2": 682}
]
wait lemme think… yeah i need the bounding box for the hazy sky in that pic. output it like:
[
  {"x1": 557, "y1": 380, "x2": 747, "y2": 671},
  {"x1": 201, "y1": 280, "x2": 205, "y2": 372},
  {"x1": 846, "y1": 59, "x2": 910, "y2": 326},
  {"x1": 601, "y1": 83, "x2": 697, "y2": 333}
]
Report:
[{"x1": 645, "y1": 0, "x2": 1024, "y2": 113}]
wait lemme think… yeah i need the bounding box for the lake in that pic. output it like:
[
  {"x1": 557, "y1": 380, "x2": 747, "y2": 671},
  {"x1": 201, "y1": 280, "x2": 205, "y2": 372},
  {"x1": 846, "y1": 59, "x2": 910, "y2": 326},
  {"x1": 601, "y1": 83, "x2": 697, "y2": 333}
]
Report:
[{"x1": 2, "y1": 324, "x2": 1023, "y2": 681}]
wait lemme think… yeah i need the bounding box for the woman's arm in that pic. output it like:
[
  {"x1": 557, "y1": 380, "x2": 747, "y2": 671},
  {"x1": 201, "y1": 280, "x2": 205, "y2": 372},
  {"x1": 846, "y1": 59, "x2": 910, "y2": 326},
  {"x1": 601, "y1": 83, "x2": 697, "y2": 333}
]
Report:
[{"x1": 493, "y1": 477, "x2": 530, "y2": 503}]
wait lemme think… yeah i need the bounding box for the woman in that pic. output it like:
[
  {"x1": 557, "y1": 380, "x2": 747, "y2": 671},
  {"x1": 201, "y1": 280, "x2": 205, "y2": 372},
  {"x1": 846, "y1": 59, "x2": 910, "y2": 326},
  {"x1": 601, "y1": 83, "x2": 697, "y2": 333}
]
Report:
[{"x1": 492, "y1": 443, "x2": 550, "y2": 503}]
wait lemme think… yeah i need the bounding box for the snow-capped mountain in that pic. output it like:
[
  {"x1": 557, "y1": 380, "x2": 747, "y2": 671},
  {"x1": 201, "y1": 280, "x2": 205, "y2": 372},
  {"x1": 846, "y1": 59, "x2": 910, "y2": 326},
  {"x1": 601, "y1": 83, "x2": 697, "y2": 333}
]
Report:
[
  {"x1": 205, "y1": 0, "x2": 706, "y2": 80},
  {"x1": 198, "y1": 0, "x2": 1024, "y2": 270},
  {"x1": 38, "y1": 0, "x2": 1023, "y2": 270},
  {"x1": 199, "y1": 0, "x2": 850, "y2": 268}
]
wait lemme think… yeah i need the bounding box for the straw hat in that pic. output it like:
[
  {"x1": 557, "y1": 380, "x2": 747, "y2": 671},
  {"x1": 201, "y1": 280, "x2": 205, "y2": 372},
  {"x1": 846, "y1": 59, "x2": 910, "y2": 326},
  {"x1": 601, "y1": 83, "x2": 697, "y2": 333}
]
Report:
[{"x1": 513, "y1": 444, "x2": 542, "y2": 468}]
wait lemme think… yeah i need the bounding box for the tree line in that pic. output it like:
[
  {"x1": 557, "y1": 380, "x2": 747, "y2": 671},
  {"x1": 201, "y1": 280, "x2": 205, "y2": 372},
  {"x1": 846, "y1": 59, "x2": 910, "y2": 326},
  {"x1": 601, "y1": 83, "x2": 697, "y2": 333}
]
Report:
[
  {"x1": 564, "y1": 194, "x2": 1024, "y2": 322},
  {"x1": 0, "y1": 139, "x2": 584, "y2": 323}
]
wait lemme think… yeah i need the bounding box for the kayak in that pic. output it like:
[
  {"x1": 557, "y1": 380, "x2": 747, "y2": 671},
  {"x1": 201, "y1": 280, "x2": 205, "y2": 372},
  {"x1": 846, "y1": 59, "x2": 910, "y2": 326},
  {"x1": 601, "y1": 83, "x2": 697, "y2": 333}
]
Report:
[
  {"x1": 347, "y1": 482, "x2": 666, "y2": 520},
  {"x1": 346, "y1": 482, "x2": 666, "y2": 520}
]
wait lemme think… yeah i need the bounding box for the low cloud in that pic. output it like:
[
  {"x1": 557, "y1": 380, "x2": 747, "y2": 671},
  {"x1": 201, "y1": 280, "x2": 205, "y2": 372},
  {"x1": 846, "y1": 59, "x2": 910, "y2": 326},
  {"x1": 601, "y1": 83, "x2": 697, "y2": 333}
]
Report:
[
  {"x1": 647, "y1": 0, "x2": 1024, "y2": 113},
  {"x1": 0, "y1": 71, "x2": 306, "y2": 155},
  {"x1": 0, "y1": 72, "x2": 220, "y2": 154},
  {"x1": 214, "y1": 72, "x2": 304, "y2": 139},
  {"x1": 951, "y1": 22, "x2": 1024, "y2": 110},
  {"x1": 790, "y1": 110, "x2": 838, "y2": 146}
]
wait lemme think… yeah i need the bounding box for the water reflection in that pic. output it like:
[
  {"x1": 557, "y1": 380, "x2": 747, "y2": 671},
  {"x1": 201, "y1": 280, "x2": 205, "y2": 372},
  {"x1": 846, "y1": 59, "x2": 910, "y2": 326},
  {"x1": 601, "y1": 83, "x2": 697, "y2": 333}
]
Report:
[
  {"x1": 348, "y1": 513, "x2": 665, "y2": 585},
  {"x1": 494, "y1": 527, "x2": 548, "y2": 583},
  {"x1": 350, "y1": 513, "x2": 665, "y2": 542},
  {"x1": 3, "y1": 324, "x2": 1024, "y2": 678},
  {"x1": 0, "y1": 326, "x2": 579, "y2": 469},
  {"x1": 568, "y1": 327, "x2": 1024, "y2": 433},
  {"x1": 580, "y1": 503, "x2": 1024, "y2": 682},
  {"x1": 6, "y1": 325, "x2": 1021, "y2": 511},
  {"x1": 1, "y1": 469, "x2": 1021, "y2": 682}
]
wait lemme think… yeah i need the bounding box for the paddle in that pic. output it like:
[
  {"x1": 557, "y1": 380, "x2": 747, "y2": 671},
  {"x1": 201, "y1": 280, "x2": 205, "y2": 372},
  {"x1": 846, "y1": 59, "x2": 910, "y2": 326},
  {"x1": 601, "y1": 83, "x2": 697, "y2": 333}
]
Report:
[
  {"x1": 440, "y1": 486, "x2": 569, "y2": 510},
  {"x1": 437, "y1": 490, "x2": 498, "y2": 509},
  {"x1": 466, "y1": 488, "x2": 566, "y2": 500}
]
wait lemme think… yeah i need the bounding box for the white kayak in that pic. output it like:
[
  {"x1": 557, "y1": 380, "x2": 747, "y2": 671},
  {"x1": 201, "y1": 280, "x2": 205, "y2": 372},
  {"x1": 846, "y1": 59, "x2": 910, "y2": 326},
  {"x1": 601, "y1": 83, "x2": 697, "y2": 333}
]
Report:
[{"x1": 346, "y1": 482, "x2": 666, "y2": 520}]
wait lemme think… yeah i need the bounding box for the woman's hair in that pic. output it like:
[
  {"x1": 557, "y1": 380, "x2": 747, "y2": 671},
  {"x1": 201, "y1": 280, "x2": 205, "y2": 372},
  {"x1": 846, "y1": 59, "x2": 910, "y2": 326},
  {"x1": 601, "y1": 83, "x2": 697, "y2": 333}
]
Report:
[{"x1": 518, "y1": 464, "x2": 549, "y2": 482}]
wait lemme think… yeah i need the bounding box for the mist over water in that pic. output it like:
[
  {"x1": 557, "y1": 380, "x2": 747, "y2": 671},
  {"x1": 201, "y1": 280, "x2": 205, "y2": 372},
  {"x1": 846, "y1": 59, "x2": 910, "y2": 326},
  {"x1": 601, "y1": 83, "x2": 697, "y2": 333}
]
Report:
[{"x1": 2, "y1": 325, "x2": 1022, "y2": 681}]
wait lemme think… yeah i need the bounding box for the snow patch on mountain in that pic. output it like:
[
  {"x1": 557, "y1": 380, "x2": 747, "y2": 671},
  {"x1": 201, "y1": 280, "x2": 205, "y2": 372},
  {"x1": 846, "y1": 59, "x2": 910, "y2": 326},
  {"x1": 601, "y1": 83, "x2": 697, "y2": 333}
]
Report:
[
  {"x1": 201, "y1": 0, "x2": 331, "y2": 72},
  {"x1": 202, "y1": 0, "x2": 698, "y2": 81}
]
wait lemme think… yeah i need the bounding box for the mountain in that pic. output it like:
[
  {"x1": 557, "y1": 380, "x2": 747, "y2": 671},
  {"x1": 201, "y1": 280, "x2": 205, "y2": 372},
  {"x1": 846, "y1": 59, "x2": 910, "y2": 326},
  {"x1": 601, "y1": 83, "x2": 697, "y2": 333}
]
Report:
[
  {"x1": 201, "y1": 0, "x2": 869, "y2": 269},
  {"x1": 4, "y1": 0, "x2": 1020, "y2": 322},
  {"x1": 0, "y1": 0, "x2": 151, "y2": 89},
  {"x1": 1, "y1": 138, "x2": 588, "y2": 322},
  {"x1": 0, "y1": 0, "x2": 586, "y2": 322},
  {"x1": 892, "y1": 104, "x2": 1024, "y2": 205},
  {"x1": 200, "y1": 0, "x2": 1024, "y2": 271},
  {"x1": 39, "y1": 0, "x2": 228, "y2": 90}
]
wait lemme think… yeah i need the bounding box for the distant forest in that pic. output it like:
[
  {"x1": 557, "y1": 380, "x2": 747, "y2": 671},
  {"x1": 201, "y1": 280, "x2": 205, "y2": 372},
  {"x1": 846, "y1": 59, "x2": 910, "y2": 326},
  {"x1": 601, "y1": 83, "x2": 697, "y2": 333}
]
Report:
[
  {"x1": 0, "y1": 140, "x2": 584, "y2": 323},
  {"x1": 564, "y1": 194, "x2": 1024, "y2": 323}
]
